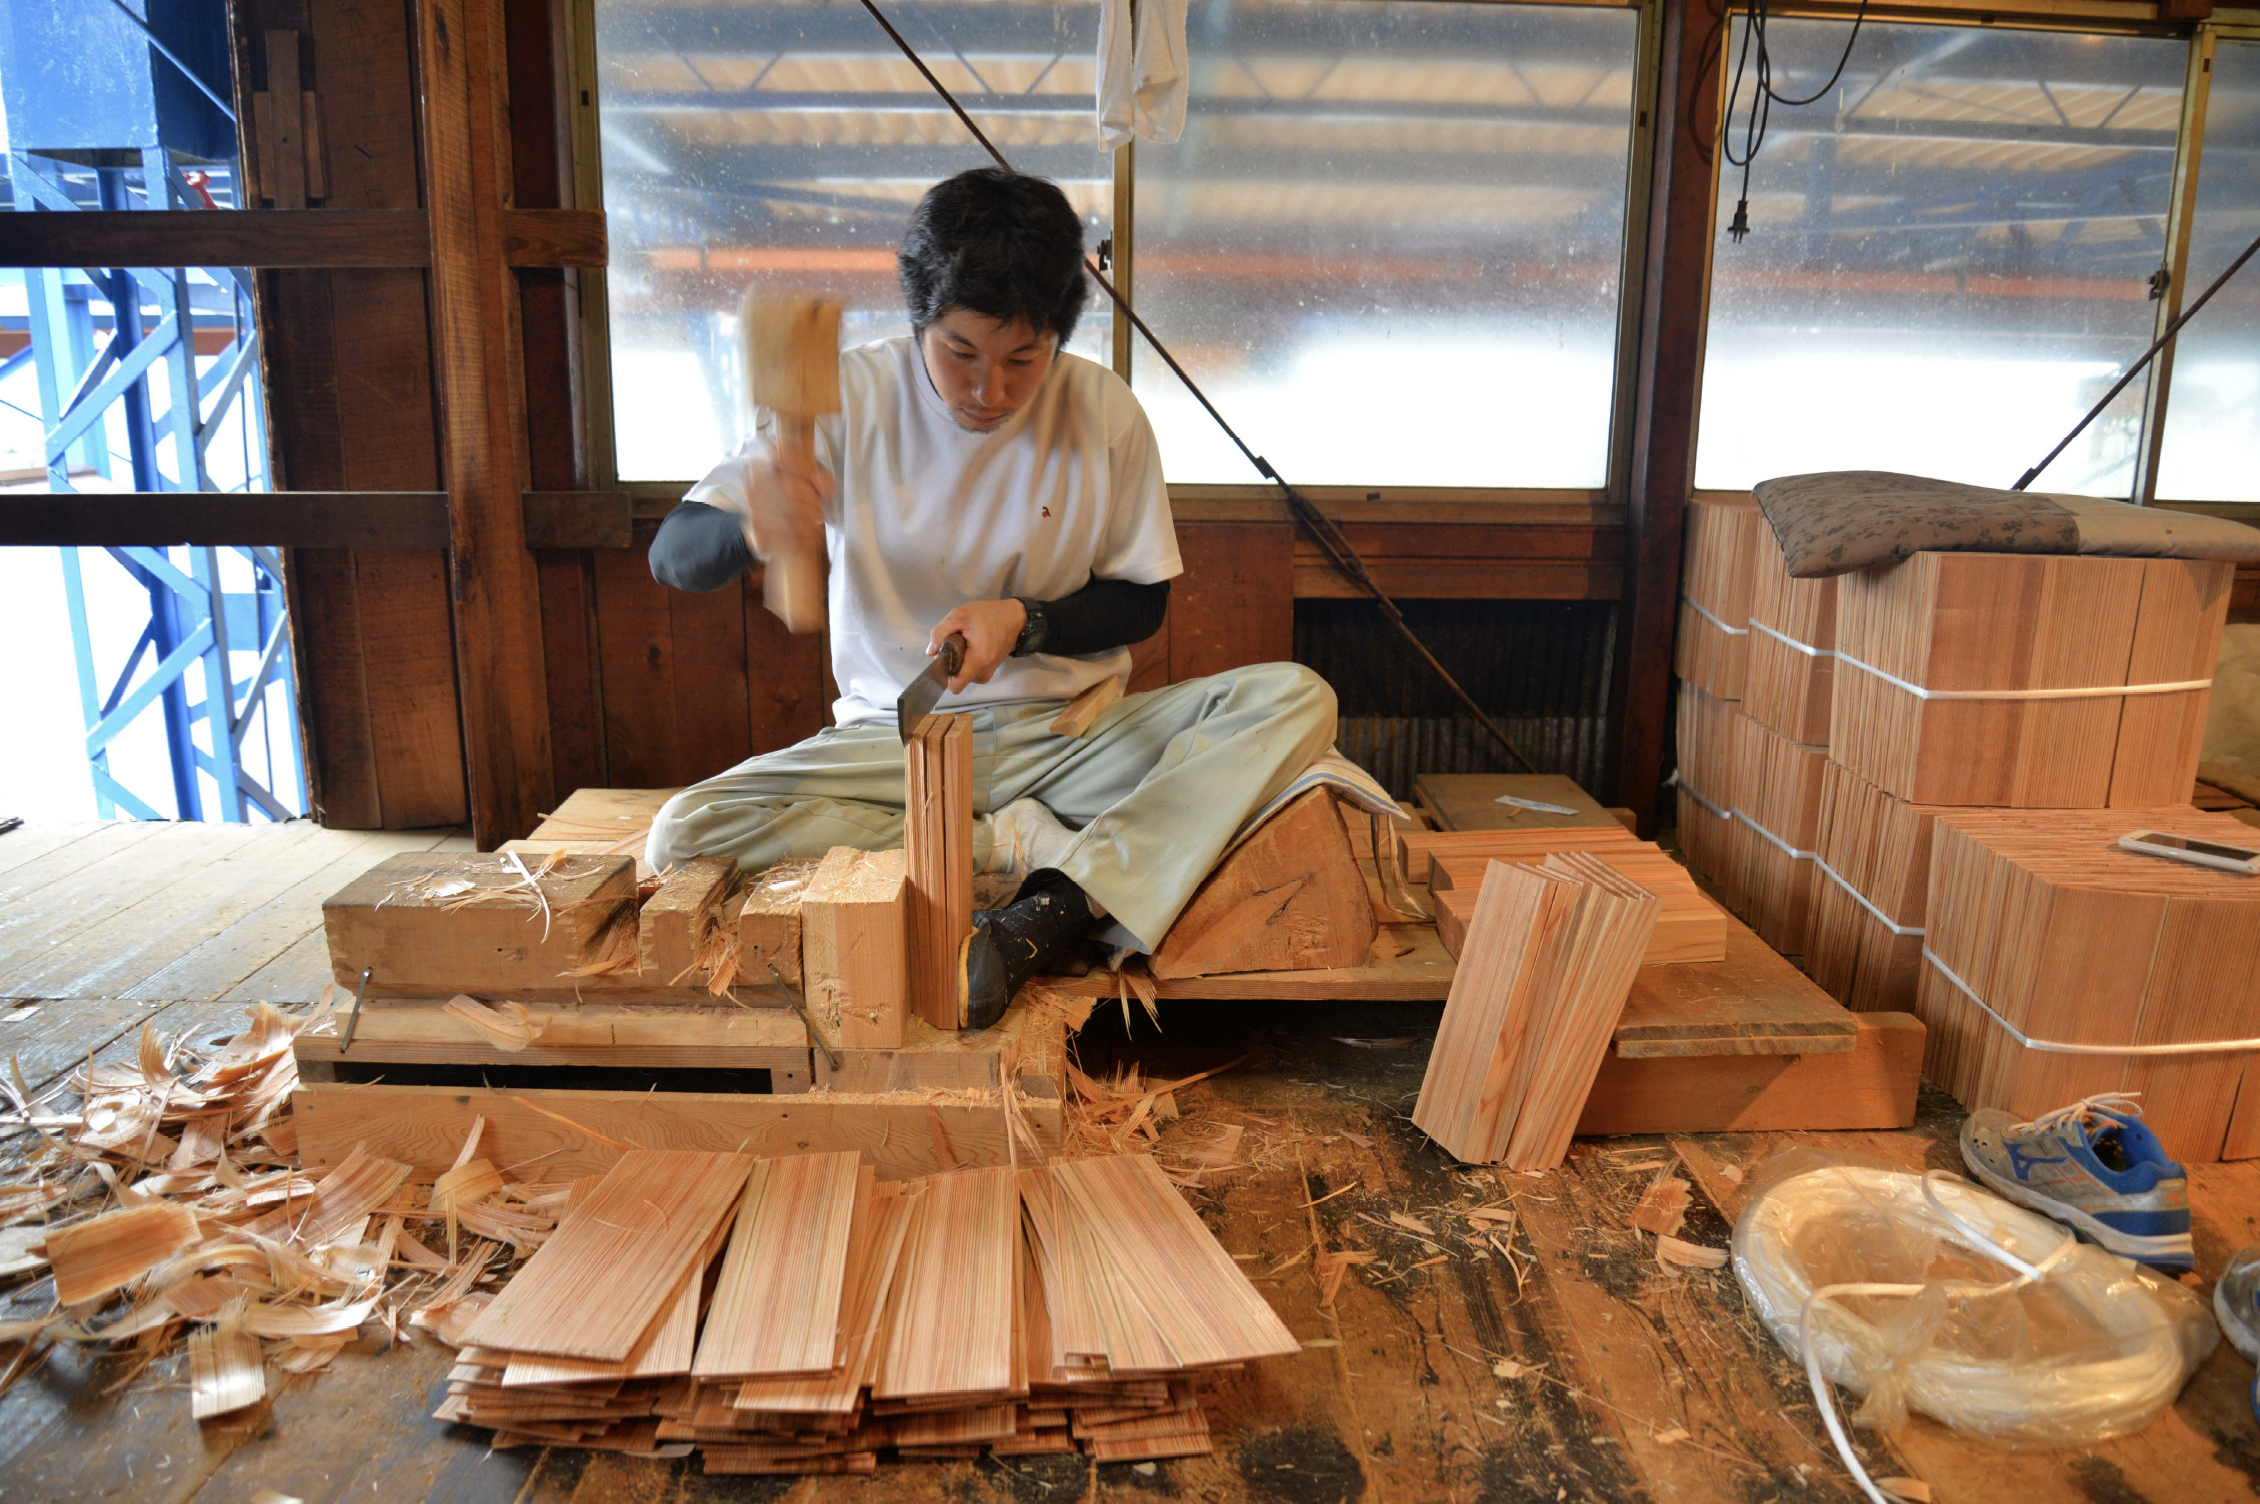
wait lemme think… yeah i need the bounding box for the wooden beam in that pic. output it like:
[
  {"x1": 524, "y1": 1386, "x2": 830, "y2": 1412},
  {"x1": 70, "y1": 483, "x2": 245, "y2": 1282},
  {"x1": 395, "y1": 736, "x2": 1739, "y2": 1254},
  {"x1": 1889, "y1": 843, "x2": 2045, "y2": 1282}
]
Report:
[
  {"x1": 0, "y1": 492, "x2": 449, "y2": 547},
  {"x1": 291, "y1": 1081, "x2": 1059, "y2": 1182},
  {"x1": 1606, "y1": 0, "x2": 1723, "y2": 833},
  {"x1": 0, "y1": 490, "x2": 630, "y2": 548},
  {"x1": 1575, "y1": 1011, "x2": 1923, "y2": 1137},
  {"x1": 420, "y1": 0, "x2": 557, "y2": 847},
  {"x1": 0, "y1": 208, "x2": 605, "y2": 269}
]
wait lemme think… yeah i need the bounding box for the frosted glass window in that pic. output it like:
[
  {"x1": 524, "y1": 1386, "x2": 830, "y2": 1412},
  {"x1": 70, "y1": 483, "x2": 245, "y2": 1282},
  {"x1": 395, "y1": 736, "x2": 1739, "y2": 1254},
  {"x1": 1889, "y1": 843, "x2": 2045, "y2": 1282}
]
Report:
[
  {"x1": 1695, "y1": 22, "x2": 2187, "y2": 497},
  {"x1": 596, "y1": 0, "x2": 1113, "y2": 481},
  {"x1": 2157, "y1": 37, "x2": 2260, "y2": 503},
  {"x1": 1131, "y1": 1, "x2": 1640, "y2": 487}
]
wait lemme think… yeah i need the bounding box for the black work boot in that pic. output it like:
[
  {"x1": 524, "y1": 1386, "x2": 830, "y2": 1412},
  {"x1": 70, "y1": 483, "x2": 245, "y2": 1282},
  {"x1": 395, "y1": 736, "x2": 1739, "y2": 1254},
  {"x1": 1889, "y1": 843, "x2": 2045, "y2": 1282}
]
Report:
[{"x1": 959, "y1": 869, "x2": 1102, "y2": 1029}]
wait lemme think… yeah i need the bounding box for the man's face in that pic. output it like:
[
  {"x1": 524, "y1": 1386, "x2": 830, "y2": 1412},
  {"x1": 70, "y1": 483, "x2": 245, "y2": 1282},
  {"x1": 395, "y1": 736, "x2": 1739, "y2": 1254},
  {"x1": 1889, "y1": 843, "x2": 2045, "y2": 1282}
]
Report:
[{"x1": 918, "y1": 309, "x2": 1058, "y2": 433}]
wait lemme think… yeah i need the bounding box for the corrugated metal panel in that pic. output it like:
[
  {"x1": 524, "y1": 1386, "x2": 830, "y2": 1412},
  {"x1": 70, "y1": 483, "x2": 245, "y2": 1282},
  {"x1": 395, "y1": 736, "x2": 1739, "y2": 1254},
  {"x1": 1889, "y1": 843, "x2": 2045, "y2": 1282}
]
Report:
[{"x1": 1294, "y1": 598, "x2": 1618, "y2": 800}]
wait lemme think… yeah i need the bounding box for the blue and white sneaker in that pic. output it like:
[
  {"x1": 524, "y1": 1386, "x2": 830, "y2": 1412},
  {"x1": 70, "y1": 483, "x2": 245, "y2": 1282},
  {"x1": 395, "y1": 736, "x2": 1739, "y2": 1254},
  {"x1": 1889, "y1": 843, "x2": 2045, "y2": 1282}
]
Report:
[{"x1": 1959, "y1": 1093, "x2": 2192, "y2": 1271}]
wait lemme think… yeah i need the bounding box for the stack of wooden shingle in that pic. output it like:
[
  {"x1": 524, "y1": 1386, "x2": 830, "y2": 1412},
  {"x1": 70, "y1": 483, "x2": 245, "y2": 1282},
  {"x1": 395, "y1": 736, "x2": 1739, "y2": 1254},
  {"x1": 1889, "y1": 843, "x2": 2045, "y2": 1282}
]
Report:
[
  {"x1": 1672, "y1": 495, "x2": 1762, "y2": 900},
  {"x1": 435, "y1": 1148, "x2": 1300, "y2": 1473}
]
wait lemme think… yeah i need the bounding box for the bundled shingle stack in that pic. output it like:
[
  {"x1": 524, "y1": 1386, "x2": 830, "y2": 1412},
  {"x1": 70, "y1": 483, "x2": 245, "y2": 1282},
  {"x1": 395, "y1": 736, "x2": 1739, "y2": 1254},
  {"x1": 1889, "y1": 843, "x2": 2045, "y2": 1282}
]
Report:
[
  {"x1": 434, "y1": 1148, "x2": 1301, "y2": 1472},
  {"x1": 1672, "y1": 494, "x2": 1762, "y2": 903}
]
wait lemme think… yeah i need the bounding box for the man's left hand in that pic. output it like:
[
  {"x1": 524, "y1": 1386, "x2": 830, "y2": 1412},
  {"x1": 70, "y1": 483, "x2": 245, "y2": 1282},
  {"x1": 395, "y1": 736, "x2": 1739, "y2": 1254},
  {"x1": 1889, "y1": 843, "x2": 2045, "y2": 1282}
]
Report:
[{"x1": 927, "y1": 600, "x2": 1028, "y2": 693}]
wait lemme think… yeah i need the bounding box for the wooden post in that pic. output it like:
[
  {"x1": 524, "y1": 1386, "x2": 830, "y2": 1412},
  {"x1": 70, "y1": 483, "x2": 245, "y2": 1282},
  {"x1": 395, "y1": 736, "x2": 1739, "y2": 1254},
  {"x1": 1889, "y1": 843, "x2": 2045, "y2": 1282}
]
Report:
[
  {"x1": 1607, "y1": 0, "x2": 1724, "y2": 833},
  {"x1": 418, "y1": 0, "x2": 555, "y2": 846}
]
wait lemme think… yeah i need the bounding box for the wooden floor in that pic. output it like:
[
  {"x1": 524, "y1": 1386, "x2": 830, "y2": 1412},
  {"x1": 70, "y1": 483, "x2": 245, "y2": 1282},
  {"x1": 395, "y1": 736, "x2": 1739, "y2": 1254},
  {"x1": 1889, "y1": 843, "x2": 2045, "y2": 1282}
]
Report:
[{"x1": 6, "y1": 820, "x2": 2260, "y2": 1504}]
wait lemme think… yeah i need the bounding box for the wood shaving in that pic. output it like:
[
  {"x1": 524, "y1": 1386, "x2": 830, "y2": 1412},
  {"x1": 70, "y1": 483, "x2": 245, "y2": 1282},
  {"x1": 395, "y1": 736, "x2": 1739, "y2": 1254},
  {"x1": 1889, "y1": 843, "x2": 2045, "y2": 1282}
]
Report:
[
  {"x1": 1627, "y1": 1176, "x2": 1691, "y2": 1237},
  {"x1": 442, "y1": 996, "x2": 546, "y2": 1052},
  {"x1": 1655, "y1": 1235, "x2": 1728, "y2": 1270}
]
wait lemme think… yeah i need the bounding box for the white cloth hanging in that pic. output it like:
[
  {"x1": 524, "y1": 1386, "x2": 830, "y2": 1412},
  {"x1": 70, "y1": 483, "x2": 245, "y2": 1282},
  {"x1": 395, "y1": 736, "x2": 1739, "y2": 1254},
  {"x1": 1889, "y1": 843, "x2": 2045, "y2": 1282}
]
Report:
[{"x1": 1098, "y1": 0, "x2": 1190, "y2": 150}]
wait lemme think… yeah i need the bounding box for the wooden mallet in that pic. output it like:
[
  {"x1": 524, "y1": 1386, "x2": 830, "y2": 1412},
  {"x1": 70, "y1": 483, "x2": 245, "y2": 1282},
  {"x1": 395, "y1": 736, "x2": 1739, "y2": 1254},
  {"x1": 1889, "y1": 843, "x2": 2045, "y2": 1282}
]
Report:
[{"x1": 741, "y1": 290, "x2": 841, "y2": 634}]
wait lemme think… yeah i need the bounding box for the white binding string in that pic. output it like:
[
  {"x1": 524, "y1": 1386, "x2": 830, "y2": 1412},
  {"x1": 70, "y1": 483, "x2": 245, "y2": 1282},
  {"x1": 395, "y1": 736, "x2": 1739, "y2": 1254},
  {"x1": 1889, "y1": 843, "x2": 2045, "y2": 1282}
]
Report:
[
  {"x1": 1838, "y1": 652, "x2": 2210, "y2": 703},
  {"x1": 1733, "y1": 807, "x2": 1818, "y2": 863},
  {"x1": 1924, "y1": 947, "x2": 2260, "y2": 1056},
  {"x1": 1750, "y1": 618, "x2": 1837, "y2": 659},
  {"x1": 1677, "y1": 779, "x2": 1730, "y2": 821},
  {"x1": 1814, "y1": 855, "x2": 1925, "y2": 936},
  {"x1": 1684, "y1": 598, "x2": 1750, "y2": 636}
]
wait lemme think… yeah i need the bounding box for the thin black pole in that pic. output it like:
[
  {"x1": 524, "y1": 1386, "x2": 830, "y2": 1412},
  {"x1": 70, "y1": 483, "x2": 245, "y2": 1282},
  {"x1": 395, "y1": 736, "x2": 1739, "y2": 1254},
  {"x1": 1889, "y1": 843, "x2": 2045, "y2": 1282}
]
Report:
[{"x1": 2014, "y1": 226, "x2": 2260, "y2": 493}]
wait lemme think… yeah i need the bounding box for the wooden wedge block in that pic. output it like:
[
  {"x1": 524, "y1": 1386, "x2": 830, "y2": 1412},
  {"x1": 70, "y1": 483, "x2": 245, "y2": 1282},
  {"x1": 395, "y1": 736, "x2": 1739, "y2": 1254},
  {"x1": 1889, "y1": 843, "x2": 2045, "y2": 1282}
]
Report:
[
  {"x1": 737, "y1": 857, "x2": 821, "y2": 991},
  {"x1": 1576, "y1": 1012, "x2": 1922, "y2": 1136},
  {"x1": 904, "y1": 714, "x2": 974, "y2": 1031},
  {"x1": 803, "y1": 846, "x2": 908, "y2": 1050},
  {"x1": 1150, "y1": 788, "x2": 1378, "y2": 979},
  {"x1": 323, "y1": 852, "x2": 637, "y2": 994},
  {"x1": 1051, "y1": 677, "x2": 1123, "y2": 738},
  {"x1": 639, "y1": 857, "x2": 737, "y2": 986}
]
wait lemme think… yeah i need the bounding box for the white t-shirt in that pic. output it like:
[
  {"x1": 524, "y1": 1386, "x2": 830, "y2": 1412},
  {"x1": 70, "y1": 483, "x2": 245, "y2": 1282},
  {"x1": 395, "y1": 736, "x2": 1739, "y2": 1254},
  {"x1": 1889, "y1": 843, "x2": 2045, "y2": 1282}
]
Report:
[{"x1": 686, "y1": 336, "x2": 1181, "y2": 728}]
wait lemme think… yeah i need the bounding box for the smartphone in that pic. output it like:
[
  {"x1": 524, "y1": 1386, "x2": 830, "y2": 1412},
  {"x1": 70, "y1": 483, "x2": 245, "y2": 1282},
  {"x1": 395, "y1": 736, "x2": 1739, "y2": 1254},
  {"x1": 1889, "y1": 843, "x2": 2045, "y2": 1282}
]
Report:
[{"x1": 2116, "y1": 830, "x2": 2260, "y2": 876}]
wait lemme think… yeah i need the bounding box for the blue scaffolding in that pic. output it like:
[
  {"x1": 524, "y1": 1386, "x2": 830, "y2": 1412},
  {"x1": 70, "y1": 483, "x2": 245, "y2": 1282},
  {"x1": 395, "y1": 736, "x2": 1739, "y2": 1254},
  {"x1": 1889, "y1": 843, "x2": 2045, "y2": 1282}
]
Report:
[{"x1": 2, "y1": 0, "x2": 305, "y2": 822}]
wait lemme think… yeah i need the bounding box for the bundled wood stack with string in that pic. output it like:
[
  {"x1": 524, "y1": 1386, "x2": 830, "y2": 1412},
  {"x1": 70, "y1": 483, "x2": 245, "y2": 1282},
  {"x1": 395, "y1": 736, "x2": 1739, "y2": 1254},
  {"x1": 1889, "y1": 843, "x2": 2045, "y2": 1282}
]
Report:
[
  {"x1": 1728, "y1": 710, "x2": 1829, "y2": 954},
  {"x1": 1675, "y1": 679, "x2": 1741, "y2": 901},
  {"x1": 1831, "y1": 553, "x2": 2232, "y2": 808},
  {"x1": 1414, "y1": 853, "x2": 1660, "y2": 1169},
  {"x1": 435, "y1": 1147, "x2": 1299, "y2": 1471},
  {"x1": 1804, "y1": 759, "x2": 1944, "y2": 1013},
  {"x1": 1917, "y1": 806, "x2": 2260, "y2": 1163},
  {"x1": 1744, "y1": 522, "x2": 1838, "y2": 747},
  {"x1": 1674, "y1": 493, "x2": 1762, "y2": 702}
]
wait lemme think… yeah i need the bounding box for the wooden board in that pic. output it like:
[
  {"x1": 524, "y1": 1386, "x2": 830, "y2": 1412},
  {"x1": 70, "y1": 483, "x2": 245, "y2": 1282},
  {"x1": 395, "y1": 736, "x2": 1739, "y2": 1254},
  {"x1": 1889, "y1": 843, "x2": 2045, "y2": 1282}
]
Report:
[
  {"x1": 1612, "y1": 917, "x2": 1859, "y2": 1058},
  {"x1": 291, "y1": 1080, "x2": 1062, "y2": 1183},
  {"x1": 814, "y1": 1000, "x2": 1067, "y2": 1098},
  {"x1": 1396, "y1": 822, "x2": 1640, "y2": 884},
  {"x1": 1149, "y1": 789, "x2": 1377, "y2": 979},
  {"x1": 1410, "y1": 774, "x2": 1619, "y2": 834},
  {"x1": 294, "y1": 999, "x2": 811, "y2": 1088},
  {"x1": 1048, "y1": 923, "x2": 1456, "y2": 1002},
  {"x1": 1575, "y1": 1011, "x2": 1923, "y2": 1136}
]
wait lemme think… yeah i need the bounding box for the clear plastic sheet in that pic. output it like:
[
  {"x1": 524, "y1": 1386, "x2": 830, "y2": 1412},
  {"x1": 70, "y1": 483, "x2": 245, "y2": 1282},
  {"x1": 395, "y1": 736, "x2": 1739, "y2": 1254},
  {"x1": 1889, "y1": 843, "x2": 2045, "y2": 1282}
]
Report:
[{"x1": 1731, "y1": 1151, "x2": 2214, "y2": 1497}]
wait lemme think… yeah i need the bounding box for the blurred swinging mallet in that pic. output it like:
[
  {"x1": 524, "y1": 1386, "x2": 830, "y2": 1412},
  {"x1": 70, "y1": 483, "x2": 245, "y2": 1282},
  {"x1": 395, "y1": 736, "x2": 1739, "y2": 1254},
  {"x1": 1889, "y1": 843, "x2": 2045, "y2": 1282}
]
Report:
[{"x1": 741, "y1": 290, "x2": 842, "y2": 633}]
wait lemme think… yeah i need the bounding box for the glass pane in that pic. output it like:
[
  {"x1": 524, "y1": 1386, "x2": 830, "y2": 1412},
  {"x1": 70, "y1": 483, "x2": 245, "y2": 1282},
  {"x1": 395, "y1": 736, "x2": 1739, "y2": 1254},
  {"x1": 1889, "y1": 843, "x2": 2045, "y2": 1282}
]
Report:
[
  {"x1": 597, "y1": 0, "x2": 1114, "y2": 481},
  {"x1": 1132, "y1": 1, "x2": 1640, "y2": 487},
  {"x1": 1694, "y1": 21, "x2": 2187, "y2": 497},
  {"x1": 2157, "y1": 38, "x2": 2260, "y2": 502}
]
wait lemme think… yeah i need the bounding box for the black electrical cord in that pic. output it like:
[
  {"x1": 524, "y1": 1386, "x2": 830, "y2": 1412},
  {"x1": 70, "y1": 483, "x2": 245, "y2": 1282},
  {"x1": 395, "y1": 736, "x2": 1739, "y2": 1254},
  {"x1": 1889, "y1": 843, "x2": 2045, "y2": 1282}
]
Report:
[
  {"x1": 1720, "y1": 0, "x2": 1871, "y2": 240},
  {"x1": 2013, "y1": 224, "x2": 2260, "y2": 492},
  {"x1": 854, "y1": 0, "x2": 1541, "y2": 774}
]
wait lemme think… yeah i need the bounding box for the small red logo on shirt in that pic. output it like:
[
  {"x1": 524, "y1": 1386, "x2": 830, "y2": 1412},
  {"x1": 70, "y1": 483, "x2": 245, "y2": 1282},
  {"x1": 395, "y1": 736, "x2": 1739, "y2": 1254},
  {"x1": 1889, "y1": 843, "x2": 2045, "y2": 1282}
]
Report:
[{"x1": 1041, "y1": 506, "x2": 1051, "y2": 518}]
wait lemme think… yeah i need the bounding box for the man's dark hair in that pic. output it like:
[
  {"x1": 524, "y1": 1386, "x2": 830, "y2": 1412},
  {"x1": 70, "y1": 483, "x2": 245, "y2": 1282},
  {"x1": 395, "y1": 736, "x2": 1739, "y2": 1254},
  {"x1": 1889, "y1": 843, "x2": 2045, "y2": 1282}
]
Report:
[{"x1": 898, "y1": 168, "x2": 1089, "y2": 347}]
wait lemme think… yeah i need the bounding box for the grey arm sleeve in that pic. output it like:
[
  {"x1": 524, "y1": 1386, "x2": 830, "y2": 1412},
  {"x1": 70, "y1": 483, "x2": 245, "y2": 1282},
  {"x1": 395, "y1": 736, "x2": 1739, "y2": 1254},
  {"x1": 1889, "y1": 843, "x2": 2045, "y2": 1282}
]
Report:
[
  {"x1": 648, "y1": 501, "x2": 754, "y2": 593},
  {"x1": 1019, "y1": 578, "x2": 1171, "y2": 656}
]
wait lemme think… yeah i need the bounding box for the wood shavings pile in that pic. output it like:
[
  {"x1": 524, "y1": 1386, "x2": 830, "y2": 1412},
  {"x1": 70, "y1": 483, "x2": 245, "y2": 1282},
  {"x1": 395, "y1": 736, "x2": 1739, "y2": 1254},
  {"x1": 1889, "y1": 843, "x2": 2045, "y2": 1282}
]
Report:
[{"x1": 0, "y1": 997, "x2": 561, "y2": 1429}]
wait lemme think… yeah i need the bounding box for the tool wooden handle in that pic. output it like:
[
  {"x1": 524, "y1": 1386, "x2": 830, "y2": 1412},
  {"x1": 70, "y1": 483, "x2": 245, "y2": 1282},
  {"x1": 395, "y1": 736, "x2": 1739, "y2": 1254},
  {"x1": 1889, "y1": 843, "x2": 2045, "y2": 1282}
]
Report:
[{"x1": 763, "y1": 412, "x2": 827, "y2": 635}]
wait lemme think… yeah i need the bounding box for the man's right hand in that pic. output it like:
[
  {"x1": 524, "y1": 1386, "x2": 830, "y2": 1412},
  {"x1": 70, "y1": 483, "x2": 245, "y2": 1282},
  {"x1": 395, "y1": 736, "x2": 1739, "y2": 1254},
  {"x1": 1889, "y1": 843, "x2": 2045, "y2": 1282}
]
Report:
[{"x1": 739, "y1": 441, "x2": 833, "y2": 562}]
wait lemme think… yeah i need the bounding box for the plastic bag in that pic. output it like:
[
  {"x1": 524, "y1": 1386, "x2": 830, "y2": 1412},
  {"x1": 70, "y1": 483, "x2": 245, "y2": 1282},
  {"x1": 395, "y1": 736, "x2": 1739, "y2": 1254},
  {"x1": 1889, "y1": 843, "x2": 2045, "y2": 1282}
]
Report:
[{"x1": 1731, "y1": 1152, "x2": 2215, "y2": 1500}]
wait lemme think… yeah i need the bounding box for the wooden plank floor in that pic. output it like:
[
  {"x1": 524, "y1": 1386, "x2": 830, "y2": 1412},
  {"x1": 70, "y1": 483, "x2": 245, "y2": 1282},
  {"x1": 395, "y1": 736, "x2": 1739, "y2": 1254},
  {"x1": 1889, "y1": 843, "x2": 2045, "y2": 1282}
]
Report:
[{"x1": 5, "y1": 820, "x2": 2260, "y2": 1504}]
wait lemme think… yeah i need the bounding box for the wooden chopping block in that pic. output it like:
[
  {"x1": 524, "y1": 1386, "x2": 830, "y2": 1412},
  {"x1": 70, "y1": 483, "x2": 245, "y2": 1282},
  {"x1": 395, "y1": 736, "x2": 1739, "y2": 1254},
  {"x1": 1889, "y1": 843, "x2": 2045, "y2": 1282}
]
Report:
[
  {"x1": 1149, "y1": 788, "x2": 1379, "y2": 980},
  {"x1": 322, "y1": 852, "x2": 637, "y2": 995}
]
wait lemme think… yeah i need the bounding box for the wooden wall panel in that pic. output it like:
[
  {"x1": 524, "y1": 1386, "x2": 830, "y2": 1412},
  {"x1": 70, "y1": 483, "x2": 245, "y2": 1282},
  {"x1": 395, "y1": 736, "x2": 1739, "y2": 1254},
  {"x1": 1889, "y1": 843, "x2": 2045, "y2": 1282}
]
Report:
[
  {"x1": 261, "y1": 0, "x2": 468, "y2": 830},
  {"x1": 1169, "y1": 522, "x2": 1295, "y2": 680},
  {"x1": 745, "y1": 572, "x2": 829, "y2": 754},
  {"x1": 670, "y1": 572, "x2": 754, "y2": 782},
  {"x1": 593, "y1": 528, "x2": 683, "y2": 788}
]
